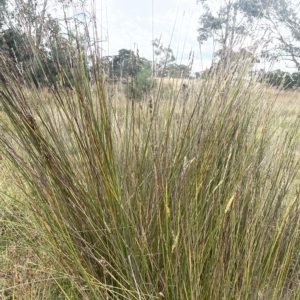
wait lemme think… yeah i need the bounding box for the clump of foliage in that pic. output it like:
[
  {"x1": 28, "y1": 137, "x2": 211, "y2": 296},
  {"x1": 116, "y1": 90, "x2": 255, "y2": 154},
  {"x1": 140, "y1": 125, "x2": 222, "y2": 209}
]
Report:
[
  {"x1": 0, "y1": 1, "x2": 299, "y2": 299},
  {"x1": 100, "y1": 49, "x2": 155, "y2": 100},
  {"x1": 129, "y1": 58, "x2": 155, "y2": 99}
]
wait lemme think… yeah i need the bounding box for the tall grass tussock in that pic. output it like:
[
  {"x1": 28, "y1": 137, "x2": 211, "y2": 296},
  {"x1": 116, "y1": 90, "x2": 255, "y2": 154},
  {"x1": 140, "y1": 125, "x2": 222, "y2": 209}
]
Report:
[{"x1": 0, "y1": 3, "x2": 300, "y2": 299}]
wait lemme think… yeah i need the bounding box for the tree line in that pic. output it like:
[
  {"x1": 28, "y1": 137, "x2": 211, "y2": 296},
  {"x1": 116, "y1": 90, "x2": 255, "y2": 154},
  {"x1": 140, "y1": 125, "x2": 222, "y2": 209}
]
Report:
[
  {"x1": 1, "y1": 0, "x2": 300, "y2": 91},
  {"x1": 0, "y1": 0, "x2": 191, "y2": 96}
]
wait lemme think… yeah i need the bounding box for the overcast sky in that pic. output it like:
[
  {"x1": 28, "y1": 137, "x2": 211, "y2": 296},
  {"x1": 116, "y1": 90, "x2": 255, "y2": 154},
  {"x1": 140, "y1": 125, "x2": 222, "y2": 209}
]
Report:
[
  {"x1": 71, "y1": 0, "x2": 297, "y2": 74},
  {"x1": 94, "y1": 0, "x2": 214, "y2": 74}
]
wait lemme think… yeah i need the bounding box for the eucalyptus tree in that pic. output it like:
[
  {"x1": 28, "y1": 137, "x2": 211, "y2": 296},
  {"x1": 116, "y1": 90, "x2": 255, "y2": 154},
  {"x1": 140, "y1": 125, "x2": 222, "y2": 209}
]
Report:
[
  {"x1": 0, "y1": 0, "x2": 93, "y2": 88},
  {"x1": 197, "y1": 0, "x2": 267, "y2": 67},
  {"x1": 262, "y1": 0, "x2": 300, "y2": 71},
  {"x1": 152, "y1": 38, "x2": 176, "y2": 77},
  {"x1": 0, "y1": 0, "x2": 6, "y2": 28},
  {"x1": 7, "y1": 0, "x2": 51, "y2": 51},
  {"x1": 197, "y1": 0, "x2": 300, "y2": 71}
]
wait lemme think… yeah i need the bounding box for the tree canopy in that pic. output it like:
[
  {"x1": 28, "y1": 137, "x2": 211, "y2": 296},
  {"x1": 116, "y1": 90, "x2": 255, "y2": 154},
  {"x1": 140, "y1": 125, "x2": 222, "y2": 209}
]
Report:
[{"x1": 197, "y1": 0, "x2": 300, "y2": 73}]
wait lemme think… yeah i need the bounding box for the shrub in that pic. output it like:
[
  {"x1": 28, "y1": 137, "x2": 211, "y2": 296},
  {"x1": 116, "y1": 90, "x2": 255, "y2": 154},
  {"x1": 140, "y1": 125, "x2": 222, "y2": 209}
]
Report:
[{"x1": 127, "y1": 60, "x2": 155, "y2": 100}]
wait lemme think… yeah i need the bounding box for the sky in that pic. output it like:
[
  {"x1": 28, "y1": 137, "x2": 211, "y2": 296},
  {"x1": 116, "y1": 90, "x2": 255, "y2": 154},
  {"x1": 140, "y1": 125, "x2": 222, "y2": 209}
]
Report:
[
  {"x1": 70, "y1": 0, "x2": 296, "y2": 74},
  {"x1": 94, "y1": 0, "x2": 214, "y2": 74}
]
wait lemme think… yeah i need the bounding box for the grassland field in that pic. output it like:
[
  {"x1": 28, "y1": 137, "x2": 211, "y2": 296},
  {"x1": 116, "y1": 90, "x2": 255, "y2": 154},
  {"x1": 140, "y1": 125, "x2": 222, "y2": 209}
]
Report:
[{"x1": 0, "y1": 75, "x2": 300, "y2": 299}]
